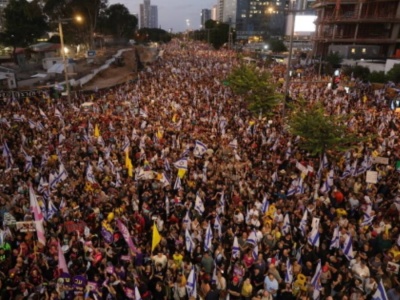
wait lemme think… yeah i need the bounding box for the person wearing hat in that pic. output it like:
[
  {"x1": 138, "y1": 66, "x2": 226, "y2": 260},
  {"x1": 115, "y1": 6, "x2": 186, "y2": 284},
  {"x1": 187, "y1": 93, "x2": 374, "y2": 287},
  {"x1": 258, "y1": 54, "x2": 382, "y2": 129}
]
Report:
[{"x1": 227, "y1": 276, "x2": 241, "y2": 300}]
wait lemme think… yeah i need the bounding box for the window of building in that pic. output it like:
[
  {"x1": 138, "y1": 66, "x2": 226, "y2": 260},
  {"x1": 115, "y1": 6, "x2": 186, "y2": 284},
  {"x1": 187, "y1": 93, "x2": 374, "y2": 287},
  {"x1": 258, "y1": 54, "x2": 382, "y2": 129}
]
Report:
[
  {"x1": 362, "y1": 48, "x2": 366, "y2": 53},
  {"x1": 351, "y1": 48, "x2": 356, "y2": 54}
]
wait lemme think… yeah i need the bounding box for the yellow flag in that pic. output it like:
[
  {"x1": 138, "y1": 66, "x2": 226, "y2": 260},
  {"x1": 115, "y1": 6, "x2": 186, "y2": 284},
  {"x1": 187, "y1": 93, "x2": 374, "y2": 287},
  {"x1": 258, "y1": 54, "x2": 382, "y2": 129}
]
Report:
[
  {"x1": 172, "y1": 114, "x2": 177, "y2": 123},
  {"x1": 125, "y1": 150, "x2": 130, "y2": 168},
  {"x1": 152, "y1": 222, "x2": 161, "y2": 252},
  {"x1": 177, "y1": 169, "x2": 186, "y2": 179},
  {"x1": 127, "y1": 161, "x2": 133, "y2": 177},
  {"x1": 156, "y1": 129, "x2": 163, "y2": 139},
  {"x1": 94, "y1": 124, "x2": 100, "y2": 138}
]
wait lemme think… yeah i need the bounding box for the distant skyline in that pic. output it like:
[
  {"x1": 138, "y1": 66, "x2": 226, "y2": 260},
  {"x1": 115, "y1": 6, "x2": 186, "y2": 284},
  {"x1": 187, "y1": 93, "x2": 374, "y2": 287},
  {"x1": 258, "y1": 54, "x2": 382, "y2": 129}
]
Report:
[{"x1": 108, "y1": 0, "x2": 216, "y2": 32}]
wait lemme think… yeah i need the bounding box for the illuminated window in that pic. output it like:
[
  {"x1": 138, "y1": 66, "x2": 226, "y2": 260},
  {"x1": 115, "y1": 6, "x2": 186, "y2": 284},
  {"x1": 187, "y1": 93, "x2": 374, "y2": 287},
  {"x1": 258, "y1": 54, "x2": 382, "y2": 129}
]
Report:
[
  {"x1": 362, "y1": 48, "x2": 366, "y2": 53},
  {"x1": 351, "y1": 48, "x2": 356, "y2": 53}
]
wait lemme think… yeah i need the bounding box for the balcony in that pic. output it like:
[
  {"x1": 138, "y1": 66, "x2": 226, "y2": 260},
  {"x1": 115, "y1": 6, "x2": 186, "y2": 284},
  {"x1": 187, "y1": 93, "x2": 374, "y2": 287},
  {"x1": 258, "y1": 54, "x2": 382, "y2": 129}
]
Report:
[
  {"x1": 313, "y1": 33, "x2": 398, "y2": 44},
  {"x1": 317, "y1": 12, "x2": 399, "y2": 24},
  {"x1": 312, "y1": 0, "x2": 396, "y2": 9}
]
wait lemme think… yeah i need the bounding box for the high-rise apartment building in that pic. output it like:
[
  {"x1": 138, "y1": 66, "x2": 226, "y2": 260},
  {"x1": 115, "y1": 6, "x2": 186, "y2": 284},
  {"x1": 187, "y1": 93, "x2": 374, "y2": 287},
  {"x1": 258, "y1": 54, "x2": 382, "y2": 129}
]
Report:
[
  {"x1": 201, "y1": 9, "x2": 211, "y2": 28},
  {"x1": 312, "y1": 0, "x2": 400, "y2": 57},
  {"x1": 211, "y1": 5, "x2": 218, "y2": 21},
  {"x1": 140, "y1": 0, "x2": 158, "y2": 29},
  {"x1": 0, "y1": 0, "x2": 9, "y2": 32}
]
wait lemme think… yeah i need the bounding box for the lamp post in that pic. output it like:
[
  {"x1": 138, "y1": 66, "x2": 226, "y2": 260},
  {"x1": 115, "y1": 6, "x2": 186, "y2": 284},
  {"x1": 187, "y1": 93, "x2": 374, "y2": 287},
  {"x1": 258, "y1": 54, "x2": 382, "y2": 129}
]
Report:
[{"x1": 58, "y1": 16, "x2": 82, "y2": 104}]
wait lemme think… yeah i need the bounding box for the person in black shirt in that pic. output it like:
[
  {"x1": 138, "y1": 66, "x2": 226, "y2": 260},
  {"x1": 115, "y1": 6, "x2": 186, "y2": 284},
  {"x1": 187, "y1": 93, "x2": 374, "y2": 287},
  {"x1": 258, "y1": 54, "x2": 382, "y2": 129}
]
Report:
[
  {"x1": 152, "y1": 281, "x2": 167, "y2": 300},
  {"x1": 227, "y1": 276, "x2": 242, "y2": 300}
]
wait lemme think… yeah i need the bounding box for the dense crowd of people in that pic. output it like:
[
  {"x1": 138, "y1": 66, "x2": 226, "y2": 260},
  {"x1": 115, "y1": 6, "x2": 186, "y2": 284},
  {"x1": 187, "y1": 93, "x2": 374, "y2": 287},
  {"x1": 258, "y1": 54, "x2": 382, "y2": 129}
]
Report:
[{"x1": 0, "y1": 39, "x2": 399, "y2": 300}]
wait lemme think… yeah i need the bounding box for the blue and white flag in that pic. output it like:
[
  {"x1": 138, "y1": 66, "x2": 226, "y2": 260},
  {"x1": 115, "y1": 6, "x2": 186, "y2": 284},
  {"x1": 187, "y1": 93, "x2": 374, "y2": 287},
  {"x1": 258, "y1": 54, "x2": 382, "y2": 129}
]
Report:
[
  {"x1": 285, "y1": 147, "x2": 292, "y2": 160},
  {"x1": 322, "y1": 154, "x2": 329, "y2": 169},
  {"x1": 47, "y1": 199, "x2": 58, "y2": 220},
  {"x1": 214, "y1": 215, "x2": 222, "y2": 238},
  {"x1": 28, "y1": 119, "x2": 36, "y2": 129},
  {"x1": 372, "y1": 279, "x2": 389, "y2": 300},
  {"x1": 86, "y1": 163, "x2": 97, "y2": 184},
  {"x1": 340, "y1": 164, "x2": 351, "y2": 179},
  {"x1": 36, "y1": 121, "x2": 44, "y2": 131},
  {"x1": 185, "y1": 229, "x2": 195, "y2": 253},
  {"x1": 174, "y1": 176, "x2": 182, "y2": 190},
  {"x1": 232, "y1": 236, "x2": 240, "y2": 259},
  {"x1": 299, "y1": 210, "x2": 308, "y2": 236},
  {"x1": 195, "y1": 194, "x2": 205, "y2": 215},
  {"x1": 350, "y1": 160, "x2": 358, "y2": 176},
  {"x1": 229, "y1": 139, "x2": 238, "y2": 149},
  {"x1": 97, "y1": 136, "x2": 105, "y2": 147},
  {"x1": 186, "y1": 267, "x2": 197, "y2": 298},
  {"x1": 54, "y1": 108, "x2": 63, "y2": 119},
  {"x1": 308, "y1": 227, "x2": 320, "y2": 247},
  {"x1": 271, "y1": 171, "x2": 278, "y2": 183},
  {"x1": 165, "y1": 196, "x2": 170, "y2": 216},
  {"x1": 39, "y1": 108, "x2": 48, "y2": 119},
  {"x1": 204, "y1": 222, "x2": 213, "y2": 252},
  {"x1": 58, "y1": 163, "x2": 68, "y2": 182},
  {"x1": 194, "y1": 140, "x2": 207, "y2": 157},
  {"x1": 173, "y1": 157, "x2": 188, "y2": 170},
  {"x1": 330, "y1": 226, "x2": 340, "y2": 250},
  {"x1": 182, "y1": 211, "x2": 192, "y2": 229},
  {"x1": 121, "y1": 135, "x2": 130, "y2": 152},
  {"x1": 219, "y1": 191, "x2": 225, "y2": 214},
  {"x1": 2, "y1": 141, "x2": 13, "y2": 169},
  {"x1": 246, "y1": 230, "x2": 257, "y2": 246},
  {"x1": 281, "y1": 214, "x2": 291, "y2": 235},
  {"x1": 252, "y1": 244, "x2": 258, "y2": 261},
  {"x1": 342, "y1": 235, "x2": 354, "y2": 260},
  {"x1": 49, "y1": 172, "x2": 58, "y2": 190},
  {"x1": 164, "y1": 158, "x2": 171, "y2": 171},
  {"x1": 311, "y1": 261, "x2": 322, "y2": 299},
  {"x1": 261, "y1": 195, "x2": 269, "y2": 214},
  {"x1": 320, "y1": 169, "x2": 334, "y2": 194},
  {"x1": 286, "y1": 179, "x2": 299, "y2": 197},
  {"x1": 115, "y1": 172, "x2": 122, "y2": 188},
  {"x1": 361, "y1": 204, "x2": 374, "y2": 226},
  {"x1": 98, "y1": 156, "x2": 105, "y2": 171},
  {"x1": 285, "y1": 259, "x2": 293, "y2": 283}
]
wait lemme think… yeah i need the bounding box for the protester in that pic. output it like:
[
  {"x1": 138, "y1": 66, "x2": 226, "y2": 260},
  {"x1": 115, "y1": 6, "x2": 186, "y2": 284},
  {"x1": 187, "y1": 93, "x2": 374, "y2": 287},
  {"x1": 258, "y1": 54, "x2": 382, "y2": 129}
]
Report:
[{"x1": 0, "y1": 39, "x2": 398, "y2": 300}]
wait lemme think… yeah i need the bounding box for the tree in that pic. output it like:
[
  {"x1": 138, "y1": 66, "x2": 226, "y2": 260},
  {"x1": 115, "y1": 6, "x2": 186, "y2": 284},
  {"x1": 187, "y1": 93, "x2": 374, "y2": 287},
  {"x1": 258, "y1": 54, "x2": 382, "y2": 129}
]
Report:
[
  {"x1": 368, "y1": 71, "x2": 387, "y2": 84},
  {"x1": 97, "y1": 4, "x2": 137, "y2": 39},
  {"x1": 0, "y1": 0, "x2": 48, "y2": 63},
  {"x1": 341, "y1": 65, "x2": 370, "y2": 81},
  {"x1": 136, "y1": 28, "x2": 171, "y2": 44},
  {"x1": 288, "y1": 101, "x2": 364, "y2": 156},
  {"x1": 226, "y1": 63, "x2": 281, "y2": 114},
  {"x1": 44, "y1": 0, "x2": 108, "y2": 48},
  {"x1": 268, "y1": 39, "x2": 287, "y2": 53},
  {"x1": 204, "y1": 20, "x2": 230, "y2": 50},
  {"x1": 387, "y1": 64, "x2": 400, "y2": 83}
]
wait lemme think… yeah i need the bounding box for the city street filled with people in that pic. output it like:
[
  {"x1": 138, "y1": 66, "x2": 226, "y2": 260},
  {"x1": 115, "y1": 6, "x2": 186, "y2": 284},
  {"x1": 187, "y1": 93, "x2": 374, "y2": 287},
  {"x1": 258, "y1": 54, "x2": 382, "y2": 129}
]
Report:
[{"x1": 0, "y1": 39, "x2": 399, "y2": 300}]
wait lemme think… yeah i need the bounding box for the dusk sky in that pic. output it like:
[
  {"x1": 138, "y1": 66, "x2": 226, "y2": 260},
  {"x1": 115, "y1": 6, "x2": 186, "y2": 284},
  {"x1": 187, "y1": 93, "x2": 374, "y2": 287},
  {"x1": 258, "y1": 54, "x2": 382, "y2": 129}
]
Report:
[{"x1": 108, "y1": 0, "x2": 217, "y2": 32}]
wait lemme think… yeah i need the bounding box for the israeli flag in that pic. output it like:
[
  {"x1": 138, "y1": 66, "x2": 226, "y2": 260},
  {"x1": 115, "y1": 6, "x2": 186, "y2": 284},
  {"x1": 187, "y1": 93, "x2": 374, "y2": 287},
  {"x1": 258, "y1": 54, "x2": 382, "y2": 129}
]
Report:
[
  {"x1": 173, "y1": 157, "x2": 188, "y2": 170},
  {"x1": 299, "y1": 210, "x2": 308, "y2": 236},
  {"x1": 371, "y1": 279, "x2": 389, "y2": 300},
  {"x1": 49, "y1": 172, "x2": 58, "y2": 190},
  {"x1": 219, "y1": 191, "x2": 225, "y2": 214},
  {"x1": 98, "y1": 136, "x2": 105, "y2": 147},
  {"x1": 361, "y1": 204, "x2": 374, "y2": 226},
  {"x1": 186, "y1": 267, "x2": 197, "y2": 298},
  {"x1": 311, "y1": 261, "x2": 322, "y2": 299},
  {"x1": 115, "y1": 172, "x2": 122, "y2": 188},
  {"x1": 281, "y1": 214, "x2": 291, "y2": 235},
  {"x1": 330, "y1": 226, "x2": 340, "y2": 250},
  {"x1": 342, "y1": 235, "x2": 354, "y2": 260},
  {"x1": 286, "y1": 179, "x2": 299, "y2": 197},
  {"x1": 58, "y1": 163, "x2": 68, "y2": 182},
  {"x1": 246, "y1": 230, "x2": 257, "y2": 246},
  {"x1": 340, "y1": 164, "x2": 351, "y2": 179},
  {"x1": 320, "y1": 169, "x2": 334, "y2": 194},
  {"x1": 271, "y1": 171, "x2": 278, "y2": 183},
  {"x1": 350, "y1": 160, "x2": 358, "y2": 176},
  {"x1": 232, "y1": 236, "x2": 240, "y2": 259},
  {"x1": 182, "y1": 211, "x2": 192, "y2": 229},
  {"x1": 252, "y1": 244, "x2": 258, "y2": 260},
  {"x1": 229, "y1": 139, "x2": 238, "y2": 149},
  {"x1": 139, "y1": 109, "x2": 148, "y2": 118},
  {"x1": 204, "y1": 222, "x2": 213, "y2": 252},
  {"x1": 214, "y1": 215, "x2": 222, "y2": 238},
  {"x1": 195, "y1": 194, "x2": 205, "y2": 215},
  {"x1": 165, "y1": 196, "x2": 170, "y2": 216},
  {"x1": 164, "y1": 158, "x2": 171, "y2": 171},
  {"x1": 285, "y1": 147, "x2": 292, "y2": 160},
  {"x1": 285, "y1": 259, "x2": 293, "y2": 283},
  {"x1": 54, "y1": 108, "x2": 63, "y2": 119},
  {"x1": 308, "y1": 227, "x2": 320, "y2": 247},
  {"x1": 185, "y1": 229, "x2": 195, "y2": 253},
  {"x1": 261, "y1": 196, "x2": 269, "y2": 214},
  {"x1": 174, "y1": 176, "x2": 182, "y2": 190},
  {"x1": 39, "y1": 108, "x2": 48, "y2": 119},
  {"x1": 322, "y1": 154, "x2": 329, "y2": 169},
  {"x1": 28, "y1": 119, "x2": 36, "y2": 129},
  {"x1": 121, "y1": 135, "x2": 130, "y2": 152},
  {"x1": 194, "y1": 140, "x2": 208, "y2": 157},
  {"x1": 86, "y1": 163, "x2": 97, "y2": 184},
  {"x1": 98, "y1": 156, "x2": 105, "y2": 171},
  {"x1": 47, "y1": 199, "x2": 58, "y2": 220}
]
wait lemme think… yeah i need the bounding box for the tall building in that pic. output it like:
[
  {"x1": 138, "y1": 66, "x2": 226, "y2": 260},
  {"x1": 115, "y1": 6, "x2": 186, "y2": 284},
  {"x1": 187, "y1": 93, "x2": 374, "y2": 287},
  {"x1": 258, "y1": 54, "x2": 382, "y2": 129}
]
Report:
[
  {"x1": 140, "y1": 0, "x2": 158, "y2": 29},
  {"x1": 201, "y1": 9, "x2": 211, "y2": 28},
  {"x1": 211, "y1": 5, "x2": 218, "y2": 21},
  {"x1": 313, "y1": 0, "x2": 400, "y2": 58},
  {"x1": 0, "y1": 0, "x2": 9, "y2": 32}
]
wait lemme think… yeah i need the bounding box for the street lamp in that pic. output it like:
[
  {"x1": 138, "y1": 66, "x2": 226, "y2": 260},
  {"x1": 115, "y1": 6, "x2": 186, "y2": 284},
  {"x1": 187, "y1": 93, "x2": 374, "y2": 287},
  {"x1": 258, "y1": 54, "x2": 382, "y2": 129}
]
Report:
[{"x1": 58, "y1": 15, "x2": 82, "y2": 104}]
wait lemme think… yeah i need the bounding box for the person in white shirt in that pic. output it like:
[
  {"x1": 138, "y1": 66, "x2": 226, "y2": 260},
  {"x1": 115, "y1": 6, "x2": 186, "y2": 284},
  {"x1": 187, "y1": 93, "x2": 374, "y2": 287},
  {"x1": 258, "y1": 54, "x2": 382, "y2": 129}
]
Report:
[{"x1": 152, "y1": 252, "x2": 168, "y2": 269}]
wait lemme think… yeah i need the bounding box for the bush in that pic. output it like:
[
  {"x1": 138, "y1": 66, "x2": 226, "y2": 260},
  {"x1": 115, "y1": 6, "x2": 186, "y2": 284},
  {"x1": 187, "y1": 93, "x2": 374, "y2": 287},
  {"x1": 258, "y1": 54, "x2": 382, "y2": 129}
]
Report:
[
  {"x1": 387, "y1": 64, "x2": 400, "y2": 83},
  {"x1": 368, "y1": 71, "x2": 387, "y2": 83}
]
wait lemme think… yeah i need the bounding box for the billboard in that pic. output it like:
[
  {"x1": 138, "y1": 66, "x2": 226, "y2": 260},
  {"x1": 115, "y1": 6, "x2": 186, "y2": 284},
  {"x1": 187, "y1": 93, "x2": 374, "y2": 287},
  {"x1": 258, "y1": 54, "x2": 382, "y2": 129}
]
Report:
[{"x1": 294, "y1": 15, "x2": 317, "y2": 35}]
